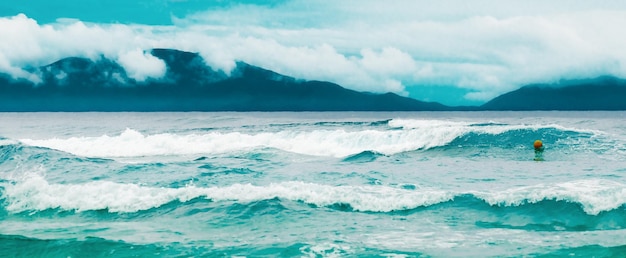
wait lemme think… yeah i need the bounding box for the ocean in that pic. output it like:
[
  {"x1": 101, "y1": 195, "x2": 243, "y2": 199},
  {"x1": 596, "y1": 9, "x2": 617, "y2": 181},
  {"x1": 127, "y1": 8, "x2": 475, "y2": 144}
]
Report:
[{"x1": 1, "y1": 111, "x2": 625, "y2": 257}]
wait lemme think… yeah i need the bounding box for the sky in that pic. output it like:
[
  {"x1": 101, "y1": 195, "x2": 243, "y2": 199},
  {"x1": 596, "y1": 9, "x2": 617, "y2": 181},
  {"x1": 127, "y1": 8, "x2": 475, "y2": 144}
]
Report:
[{"x1": 2, "y1": 1, "x2": 626, "y2": 106}]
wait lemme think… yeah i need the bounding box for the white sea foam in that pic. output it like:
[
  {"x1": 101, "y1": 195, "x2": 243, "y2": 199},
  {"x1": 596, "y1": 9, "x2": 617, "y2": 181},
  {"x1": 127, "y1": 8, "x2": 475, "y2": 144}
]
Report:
[
  {"x1": 17, "y1": 126, "x2": 466, "y2": 158},
  {"x1": 389, "y1": 119, "x2": 600, "y2": 135},
  {"x1": 0, "y1": 138, "x2": 19, "y2": 146},
  {"x1": 300, "y1": 243, "x2": 354, "y2": 257},
  {"x1": 476, "y1": 179, "x2": 626, "y2": 215},
  {"x1": 3, "y1": 175, "x2": 626, "y2": 215},
  {"x1": 17, "y1": 120, "x2": 604, "y2": 158},
  {"x1": 1, "y1": 174, "x2": 453, "y2": 213}
]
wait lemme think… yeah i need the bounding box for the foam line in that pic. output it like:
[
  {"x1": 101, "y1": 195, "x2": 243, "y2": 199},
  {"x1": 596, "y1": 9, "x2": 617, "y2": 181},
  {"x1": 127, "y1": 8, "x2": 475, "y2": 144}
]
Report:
[
  {"x1": 18, "y1": 120, "x2": 605, "y2": 158},
  {"x1": 1, "y1": 174, "x2": 453, "y2": 213},
  {"x1": 475, "y1": 179, "x2": 626, "y2": 215},
  {"x1": 2, "y1": 175, "x2": 625, "y2": 215}
]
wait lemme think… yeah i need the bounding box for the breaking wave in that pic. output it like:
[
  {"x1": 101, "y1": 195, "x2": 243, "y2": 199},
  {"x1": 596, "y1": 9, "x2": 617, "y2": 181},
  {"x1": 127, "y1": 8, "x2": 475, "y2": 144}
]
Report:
[
  {"x1": 16, "y1": 119, "x2": 613, "y2": 158},
  {"x1": 2, "y1": 175, "x2": 625, "y2": 217}
]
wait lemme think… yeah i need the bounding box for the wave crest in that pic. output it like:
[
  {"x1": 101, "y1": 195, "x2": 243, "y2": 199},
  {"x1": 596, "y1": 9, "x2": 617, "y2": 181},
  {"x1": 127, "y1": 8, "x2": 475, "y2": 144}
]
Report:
[
  {"x1": 476, "y1": 179, "x2": 626, "y2": 215},
  {"x1": 17, "y1": 119, "x2": 612, "y2": 158},
  {"x1": 1, "y1": 175, "x2": 453, "y2": 213},
  {"x1": 2, "y1": 175, "x2": 625, "y2": 216}
]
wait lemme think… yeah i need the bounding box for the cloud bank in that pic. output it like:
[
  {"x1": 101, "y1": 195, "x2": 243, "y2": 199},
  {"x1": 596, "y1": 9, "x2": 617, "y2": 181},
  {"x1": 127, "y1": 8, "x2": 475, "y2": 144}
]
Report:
[{"x1": 2, "y1": 1, "x2": 626, "y2": 105}]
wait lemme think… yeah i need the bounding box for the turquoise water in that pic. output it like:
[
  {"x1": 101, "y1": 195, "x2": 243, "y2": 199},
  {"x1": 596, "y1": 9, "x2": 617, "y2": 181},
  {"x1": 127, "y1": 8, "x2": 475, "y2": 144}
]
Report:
[{"x1": 1, "y1": 112, "x2": 626, "y2": 257}]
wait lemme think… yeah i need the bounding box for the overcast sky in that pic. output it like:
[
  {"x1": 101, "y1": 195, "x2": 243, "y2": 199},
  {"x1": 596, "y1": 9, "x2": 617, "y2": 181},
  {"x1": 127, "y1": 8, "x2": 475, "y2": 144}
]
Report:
[{"x1": 2, "y1": 0, "x2": 626, "y2": 105}]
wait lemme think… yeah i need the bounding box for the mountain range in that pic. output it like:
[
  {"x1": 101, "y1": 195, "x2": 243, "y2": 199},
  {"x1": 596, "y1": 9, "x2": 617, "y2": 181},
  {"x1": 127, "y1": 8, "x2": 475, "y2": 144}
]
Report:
[
  {"x1": 481, "y1": 76, "x2": 626, "y2": 110},
  {"x1": 1, "y1": 48, "x2": 625, "y2": 111}
]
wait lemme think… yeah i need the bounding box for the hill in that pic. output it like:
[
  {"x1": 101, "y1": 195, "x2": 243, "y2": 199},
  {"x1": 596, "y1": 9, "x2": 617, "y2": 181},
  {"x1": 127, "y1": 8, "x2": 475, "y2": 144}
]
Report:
[
  {"x1": 2, "y1": 49, "x2": 626, "y2": 111},
  {"x1": 481, "y1": 76, "x2": 626, "y2": 110},
  {"x1": 0, "y1": 49, "x2": 448, "y2": 112}
]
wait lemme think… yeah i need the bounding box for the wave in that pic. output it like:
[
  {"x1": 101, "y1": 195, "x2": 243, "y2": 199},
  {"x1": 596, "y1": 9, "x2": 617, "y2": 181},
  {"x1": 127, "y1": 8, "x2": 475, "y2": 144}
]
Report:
[
  {"x1": 535, "y1": 244, "x2": 626, "y2": 257},
  {"x1": 0, "y1": 174, "x2": 451, "y2": 213},
  {"x1": 0, "y1": 142, "x2": 51, "y2": 171},
  {"x1": 475, "y1": 179, "x2": 626, "y2": 215},
  {"x1": 17, "y1": 119, "x2": 614, "y2": 158},
  {"x1": 0, "y1": 138, "x2": 19, "y2": 147},
  {"x1": 0, "y1": 141, "x2": 113, "y2": 180},
  {"x1": 0, "y1": 234, "x2": 425, "y2": 257},
  {"x1": 182, "y1": 119, "x2": 392, "y2": 134},
  {"x1": 313, "y1": 119, "x2": 392, "y2": 127},
  {"x1": 0, "y1": 142, "x2": 18, "y2": 164},
  {"x1": 342, "y1": 150, "x2": 385, "y2": 162},
  {"x1": 18, "y1": 127, "x2": 438, "y2": 158},
  {"x1": 2, "y1": 175, "x2": 625, "y2": 217},
  {"x1": 0, "y1": 234, "x2": 179, "y2": 257},
  {"x1": 391, "y1": 119, "x2": 606, "y2": 149}
]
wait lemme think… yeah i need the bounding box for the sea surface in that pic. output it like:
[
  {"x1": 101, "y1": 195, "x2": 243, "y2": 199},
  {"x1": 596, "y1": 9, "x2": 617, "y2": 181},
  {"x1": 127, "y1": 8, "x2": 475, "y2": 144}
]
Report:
[{"x1": 1, "y1": 111, "x2": 626, "y2": 257}]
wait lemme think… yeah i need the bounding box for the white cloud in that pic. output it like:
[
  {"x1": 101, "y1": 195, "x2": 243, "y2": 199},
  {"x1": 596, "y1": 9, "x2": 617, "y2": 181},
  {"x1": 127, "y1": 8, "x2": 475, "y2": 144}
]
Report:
[
  {"x1": 2, "y1": 1, "x2": 626, "y2": 104},
  {"x1": 117, "y1": 49, "x2": 166, "y2": 81},
  {"x1": 358, "y1": 48, "x2": 417, "y2": 76},
  {"x1": 0, "y1": 14, "x2": 167, "y2": 82},
  {"x1": 174, "y1": 4, "x2": 626, "y2": 101}
]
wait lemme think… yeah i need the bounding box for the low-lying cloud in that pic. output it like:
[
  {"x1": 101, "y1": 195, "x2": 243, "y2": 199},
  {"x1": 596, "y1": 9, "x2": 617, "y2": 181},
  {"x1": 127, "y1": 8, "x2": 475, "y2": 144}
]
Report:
[
  {"x1": 117, "y1": 49, "x2": 167, "y2": 81},
  {"x1": 2, "y1": 1, "x2": 626, "y2": 105}
]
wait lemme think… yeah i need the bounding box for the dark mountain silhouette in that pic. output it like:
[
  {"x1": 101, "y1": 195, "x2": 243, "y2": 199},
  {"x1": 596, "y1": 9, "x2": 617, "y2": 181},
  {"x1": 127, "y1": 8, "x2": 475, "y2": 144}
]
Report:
[
  {"x1": 0, "y1": 48, "x2": 449, "y2": 111},
  {"x1": 481, "y1": 76, "x2": 626, "y2": 110},
  {"x1": 1, "y1": 48, "x2": 626, "y2": 111}
]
